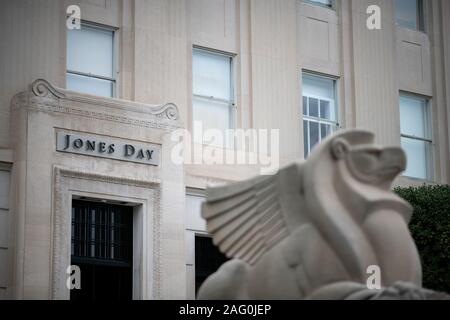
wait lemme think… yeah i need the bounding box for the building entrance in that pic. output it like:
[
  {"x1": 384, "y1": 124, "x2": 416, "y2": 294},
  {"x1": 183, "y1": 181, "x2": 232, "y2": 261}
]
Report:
[{"x1": 70, "y1": 199, "x2": 133, "y2": 300}]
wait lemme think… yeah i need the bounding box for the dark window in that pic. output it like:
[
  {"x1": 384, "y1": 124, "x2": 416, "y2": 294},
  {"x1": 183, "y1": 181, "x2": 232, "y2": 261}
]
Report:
[
  {"x1": 70, "y1": 200, "x2": 133, "y2": 300},
  {"x1": 195, "y1": 236, "x2": 229, "y2": 294}
]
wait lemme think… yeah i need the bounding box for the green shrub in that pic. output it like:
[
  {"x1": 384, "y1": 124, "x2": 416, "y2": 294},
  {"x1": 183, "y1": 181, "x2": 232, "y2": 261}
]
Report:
[{"x1": 394, "y1": 185, "x2": 450, "y2": 293}]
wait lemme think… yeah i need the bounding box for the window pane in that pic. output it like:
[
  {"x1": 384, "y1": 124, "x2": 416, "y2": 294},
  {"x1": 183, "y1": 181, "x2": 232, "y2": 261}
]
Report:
[
  {"x1": 400, "y1": 95, "x2": 427, "y2": 138},
  {"x1": 193, "y1": 50, "x2": 231, "y2": 101},
  {"x1": 320, "y1": 100, "x2": 335, "y2": 121},
  {"x1": 395, "y1": 0, "x2": 419, "y2": 30},
  {"x1": 401, "y1": 137, "x2": 427, "y2": 179},
  {"x1": 67, "y1": 73, "x2": 113, "y2": 97},
  {"x1": 303, "y1": 74, "x2": 335, "y2": 100},
  {"x1": 309, "y1": 98, "x2": 319, "y2": 117},
  {"x1": 320, "y1": 123, "x2": 332, "y2": 140},
  {"x1": 193, "y1": 97, "x2": 231, "y2": 146},
  {"x1": 303, "y1": 96, "x2": 308, "y2": 116},
  {"x1": 67, "y1": 24, "x2": 114, "y2": 78},
  {"x1": 309, "y1": 121, "x2": 319, "y2": 151},
  {"x1": 303, "y1": 120, "x2": 309, "y2": 158}
]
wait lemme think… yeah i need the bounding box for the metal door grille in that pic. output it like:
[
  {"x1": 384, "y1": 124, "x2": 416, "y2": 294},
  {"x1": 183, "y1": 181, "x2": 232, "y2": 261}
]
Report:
[{"x1": 71, "y1": 200, "x2": 133, "y2": 265}]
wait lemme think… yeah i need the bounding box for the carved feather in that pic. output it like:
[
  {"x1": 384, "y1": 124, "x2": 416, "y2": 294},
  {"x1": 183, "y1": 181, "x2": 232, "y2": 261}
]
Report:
[{"x1": 202, "y1": 174, "x2": 289, "y2": 265}]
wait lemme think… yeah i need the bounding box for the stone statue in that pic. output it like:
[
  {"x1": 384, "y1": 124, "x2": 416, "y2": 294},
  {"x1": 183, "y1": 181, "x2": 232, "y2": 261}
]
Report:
[{"x1": 197, "y1": 129, "x2": 449, "y2": 300}]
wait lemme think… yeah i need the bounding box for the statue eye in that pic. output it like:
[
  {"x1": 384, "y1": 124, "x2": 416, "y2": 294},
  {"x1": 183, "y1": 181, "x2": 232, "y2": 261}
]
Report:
[{"x1": 349, "y1": 150, "x2": 381, "y2": 174}]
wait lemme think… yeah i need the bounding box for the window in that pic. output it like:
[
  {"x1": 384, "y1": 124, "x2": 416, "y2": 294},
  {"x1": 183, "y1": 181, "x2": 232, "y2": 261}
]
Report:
[
  {"x1": 399, "y1": 94, "x2": 432, "y2": 180},
  {"x1": 395, "y1": 0, "x2": 424, "y2": 31},
  {"x1": 304, "y1": 0, "x2": 333, "y2": 9},
  {"x1": 185, "y1": 192, "x2": 229, "y2": 298},
  {"x1": 67, "y1": 22, "x2": 116, "y2": 97},
  {"x1": 302, "y1": 73, "x2": 338, "y2": 158},
  {"x1": 195, "y1": 235, "x2": 229, "y2": 293},
  {"x1": 192, "y1": 48, "x2": 234, "y2": 146}
]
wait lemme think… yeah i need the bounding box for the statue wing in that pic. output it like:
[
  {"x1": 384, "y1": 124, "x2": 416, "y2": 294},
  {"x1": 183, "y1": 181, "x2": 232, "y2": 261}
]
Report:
[{"x1": 202, "y1": 174, "x2": 289, "y2": 265}]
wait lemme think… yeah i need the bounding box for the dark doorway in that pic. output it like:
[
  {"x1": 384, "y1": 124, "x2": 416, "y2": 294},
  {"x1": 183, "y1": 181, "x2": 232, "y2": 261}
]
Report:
[
  {"x1": 70, "y1": 199, "x2": 133, "y2": 301},
  {"x1": 195, "y1": 235, "x2": 229, "y2": 293}
]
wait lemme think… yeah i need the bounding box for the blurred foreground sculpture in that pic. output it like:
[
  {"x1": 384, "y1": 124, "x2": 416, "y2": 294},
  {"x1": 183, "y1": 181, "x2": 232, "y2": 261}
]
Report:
[{"x1": 198, "y1": 129, "x2": 449, "y2": 300}]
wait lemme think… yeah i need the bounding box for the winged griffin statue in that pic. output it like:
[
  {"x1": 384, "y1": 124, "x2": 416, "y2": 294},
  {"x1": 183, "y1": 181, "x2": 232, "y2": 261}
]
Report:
[{"x1": 197, "y1": 129, "x2": 449, "y2": 300}]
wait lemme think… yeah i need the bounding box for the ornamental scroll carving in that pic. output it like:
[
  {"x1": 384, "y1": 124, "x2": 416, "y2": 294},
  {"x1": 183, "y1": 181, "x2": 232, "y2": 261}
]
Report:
[{"x1": 29, "y1": 79, "x2": 179, "y2": 121}]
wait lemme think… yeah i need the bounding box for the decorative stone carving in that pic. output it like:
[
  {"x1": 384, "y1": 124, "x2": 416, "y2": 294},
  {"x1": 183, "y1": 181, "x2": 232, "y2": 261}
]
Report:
[
  {"x1": 28, "y1": 79, "x2": 180, "y2": 120},
  {"x1": 149, "y1": 102, "x2": 179, "y2": 120},
  {"x1": 198, "y1": 129, "x2": 449, "y2": 300},
  {"x1": 32, "y1": 78, "x2": 66, "y2": 98}
]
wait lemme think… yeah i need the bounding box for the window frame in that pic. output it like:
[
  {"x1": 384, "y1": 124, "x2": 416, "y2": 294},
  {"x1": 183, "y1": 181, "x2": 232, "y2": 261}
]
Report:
[
  {"x1": 192, "y1": 46, "x2": 236, "y2": 146},
  {"x1": 394, "y1": 0, "x2": 425, "y2": 32},
  {"x1": 399, "y1": 92, "x2": 433, "y2": 181},
  {"x1": 66, "y1": 20, "x2": 118, "y2": 97},
  {"x1": 302, "y1": 71, "x2": 339, "y2": 158}
]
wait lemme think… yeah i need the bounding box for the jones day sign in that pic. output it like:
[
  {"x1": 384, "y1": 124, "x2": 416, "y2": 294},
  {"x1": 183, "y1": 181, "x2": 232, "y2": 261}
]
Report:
[{"x1": 56, "y1": 132, "x2": 160, "y2": 166}]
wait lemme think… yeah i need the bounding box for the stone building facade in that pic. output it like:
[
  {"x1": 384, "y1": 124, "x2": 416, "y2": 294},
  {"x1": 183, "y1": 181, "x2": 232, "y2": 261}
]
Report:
[{"x1": 0, "y1": 0, "x2": 449, "y2": 299}]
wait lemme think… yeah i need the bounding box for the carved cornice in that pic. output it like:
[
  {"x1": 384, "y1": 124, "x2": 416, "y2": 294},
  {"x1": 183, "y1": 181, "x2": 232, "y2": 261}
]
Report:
[{"x1": 26, "y1": 78, "x2": 180, "y2": 122}]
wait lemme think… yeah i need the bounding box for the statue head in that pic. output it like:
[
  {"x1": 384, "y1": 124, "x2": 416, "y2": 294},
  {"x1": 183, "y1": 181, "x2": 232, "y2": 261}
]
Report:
[
  {"x1": 302, "y1": 129, "x2": 420, "y2": 286},
  {"x1": 305, "y1": 129, "x2": 407, "y2": 190}
]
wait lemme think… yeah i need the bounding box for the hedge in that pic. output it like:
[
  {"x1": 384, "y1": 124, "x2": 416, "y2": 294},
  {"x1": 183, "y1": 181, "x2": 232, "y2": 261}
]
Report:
[{"x1": 394, "y1": 184, "x2": 450, "y2": 293}]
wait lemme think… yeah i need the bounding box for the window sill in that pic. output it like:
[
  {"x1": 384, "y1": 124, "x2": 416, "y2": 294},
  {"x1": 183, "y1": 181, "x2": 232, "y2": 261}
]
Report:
[{"x1": 395, "y1": 25, "x2": 428, "y2": 37}]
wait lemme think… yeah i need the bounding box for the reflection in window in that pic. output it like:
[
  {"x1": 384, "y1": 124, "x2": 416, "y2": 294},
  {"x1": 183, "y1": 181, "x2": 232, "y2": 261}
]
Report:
[
  {"x1": 399, "y1": 94, "x2": 432, "y2": 180},
  {"x1": 395, "y1": 0, "x2": 424, "y2": 31},
  {"x1": 302, "y1": 73, "x2": 338, "y2": 158}
]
